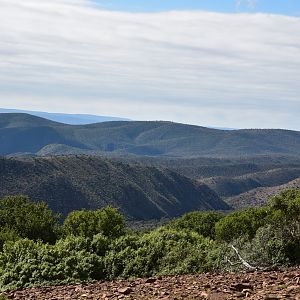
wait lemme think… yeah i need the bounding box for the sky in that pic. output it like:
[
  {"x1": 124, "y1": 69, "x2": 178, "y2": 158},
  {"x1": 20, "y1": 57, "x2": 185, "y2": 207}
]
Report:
[
  {"x1": 93, "y1": 0, "x2": 300, "y2": 16},
  {"x1": 0, "y1": 0, "x2": 300, "y2": 130}
]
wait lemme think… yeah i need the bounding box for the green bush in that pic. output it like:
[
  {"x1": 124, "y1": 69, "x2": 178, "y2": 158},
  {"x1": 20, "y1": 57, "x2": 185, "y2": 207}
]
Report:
[
  {"x1": 168, "y1": 211, "x2": 224, "y2": 239},
  {"x1": 103, "y1": 233, "x2": 140, "y2": 279},
  {"x1": 63, "y1": 206, "x2": 125, "y2": 239},
  {"x1": 217, "y1": 190, "x2": 300, "y2": 269},
  {"x1": 266, "y1": 189, "x2": 300, "y2": 264},
  {"x1": 0, "y1": 190, "x2": 299, "y2": 291},
  {"x1": 215, "y1": 207, "x2": 268, "y2": 242},
  {"x1": 0, "y1": 237, "x2": 104, "y2": 290},
  {"x1": 104, "y1": 228, "x2": 219, "y2": 279},
  {"x1": 268, "y1": 189, "x2": 300, "y2": 229},
  {"x1": 0, "y1": 196, "x2": 60, "y2": 244},
  {"x1": 245, "y1": 225, "x2": 292, "y2": 266},
  {"x1": 0, "y1": 227, "x2": 20, "y2": 250},
  {"x1": 91, "y1": 234, "x2": 110, "y2": 256},
  {"x1": 222, "y1": 224, "x2": 297, "y2": 271}
]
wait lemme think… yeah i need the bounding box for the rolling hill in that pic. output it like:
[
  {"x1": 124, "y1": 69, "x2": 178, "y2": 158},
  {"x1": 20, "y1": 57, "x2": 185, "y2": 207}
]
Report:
[
  {"x1": 0, "y1": 156, "x2": 229, "y2": 219},
  {"x1": 200, "y1": 167, "x2": 300, "y2": 198},
  {"x1": 1, "y1": 113, "x2": 300, "y2": 158},
  {"x1": 114, "y1": 156, "x2": 300, "y2": 209},
  {"x1": 226, "y1": 177, "x2": 300, "y2": 209}
]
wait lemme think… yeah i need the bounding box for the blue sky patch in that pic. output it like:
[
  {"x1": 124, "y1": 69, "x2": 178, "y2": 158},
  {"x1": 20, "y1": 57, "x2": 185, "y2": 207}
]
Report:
[{"x1": 92, "y1": 0, "x2": 300, "y2": 16}]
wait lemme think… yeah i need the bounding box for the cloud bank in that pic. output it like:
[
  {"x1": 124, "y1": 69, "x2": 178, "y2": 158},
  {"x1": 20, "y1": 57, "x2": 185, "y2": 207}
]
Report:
[{"x1": 0, "y1": 0, "x2": 300, "y2": 129}]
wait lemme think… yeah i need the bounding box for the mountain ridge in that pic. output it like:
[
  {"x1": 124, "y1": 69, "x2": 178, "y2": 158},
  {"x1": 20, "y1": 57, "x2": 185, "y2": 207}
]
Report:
[
  {"x1": 0, "y1": 156, "x2": 229, "y2": 219},
  {"x1": 1, "y1": 113, "x2": 300, "y2": 158}
]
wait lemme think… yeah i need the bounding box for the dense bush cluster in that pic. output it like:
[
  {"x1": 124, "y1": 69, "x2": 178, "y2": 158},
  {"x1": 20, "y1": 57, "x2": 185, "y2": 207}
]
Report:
[{"x1": 0, "y1": 190, "x2": 299, "y2": 291}]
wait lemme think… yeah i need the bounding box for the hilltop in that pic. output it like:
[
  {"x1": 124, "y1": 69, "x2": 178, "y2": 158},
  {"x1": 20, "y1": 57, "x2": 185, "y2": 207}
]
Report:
[{"x1": 1, "y1": 113, "x2": 300, "y2": 157}]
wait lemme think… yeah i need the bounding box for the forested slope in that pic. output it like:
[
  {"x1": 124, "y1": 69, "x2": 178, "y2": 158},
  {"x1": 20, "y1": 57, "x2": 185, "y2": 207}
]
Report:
[{"x1": 0, "y1": 156, "x2": 229, "y2": 219}]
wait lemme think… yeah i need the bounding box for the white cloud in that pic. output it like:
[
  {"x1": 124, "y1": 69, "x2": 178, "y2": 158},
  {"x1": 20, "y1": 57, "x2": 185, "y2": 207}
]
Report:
[
  {"x1": 0, "y1": 0, "x2": 299, "y2": 129},
  {"x1": 236, "y1": 0, "x2": 258, "y2": 10}
]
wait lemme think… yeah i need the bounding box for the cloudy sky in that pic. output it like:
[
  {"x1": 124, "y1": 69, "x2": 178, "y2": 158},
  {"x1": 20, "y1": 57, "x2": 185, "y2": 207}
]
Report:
[{"x1": 0, "y1": 0, "x2": 300, "y2": 130}]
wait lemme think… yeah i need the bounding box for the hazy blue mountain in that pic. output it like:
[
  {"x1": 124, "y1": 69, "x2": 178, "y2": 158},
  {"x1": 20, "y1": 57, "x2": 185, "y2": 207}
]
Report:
[{"x1": 0, "y1": 108, "x2": 130, "y2": 125}]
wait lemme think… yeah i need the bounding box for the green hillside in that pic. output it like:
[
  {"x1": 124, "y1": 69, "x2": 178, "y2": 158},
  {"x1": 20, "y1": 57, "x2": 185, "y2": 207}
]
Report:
[
  {"x1": 117, "y1": 155, "x2": 300, "y2": 179},
  {"x1": 1, "y1": 113, "x2": 300, "y2": 157},
  {"x1": 201, "y1": 167, "x2": 300, "y2": 198},
  {"x1": 0, "y1": 156, "x2": 229, "y2": 219},
  {"x1": 115, "y1": 155, "x2": 300, "y2": 209},
  {"x1": 226, "y1": 178, "x2": 300, "y2": 209}
]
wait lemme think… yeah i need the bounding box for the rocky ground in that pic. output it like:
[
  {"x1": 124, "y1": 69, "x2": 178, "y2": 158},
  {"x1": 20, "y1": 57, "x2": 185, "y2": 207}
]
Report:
[{"x1": 4, "y1": 269, "x2": 300, "y2": 300}]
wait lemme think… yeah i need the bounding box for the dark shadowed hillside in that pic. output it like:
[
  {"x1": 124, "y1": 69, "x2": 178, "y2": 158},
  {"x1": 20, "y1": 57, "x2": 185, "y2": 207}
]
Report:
[
  {"x1": 0, "y1": 156, "x2": 229, "y2": 219},
  {"x1": 115, "y1": 155, "x2": 300, "y2": 179},
  {"x1": 1, "y1": 113, "x2": 300, "y2": 157},
  {"x1": 200, "y1": 167, "x2": 300, "y2": 198},
  {"x1": 226, "y1": 177, "x2": 300, "y2": 209},
  {"x1": 114, "y1": 155, "x2": 300, "y2": 209}
]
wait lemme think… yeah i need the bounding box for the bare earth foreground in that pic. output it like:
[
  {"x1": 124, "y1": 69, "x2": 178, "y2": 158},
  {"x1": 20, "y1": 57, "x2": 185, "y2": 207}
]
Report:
[{"x1": 5, "y1": 269, "x2": 300, "y2": 300}]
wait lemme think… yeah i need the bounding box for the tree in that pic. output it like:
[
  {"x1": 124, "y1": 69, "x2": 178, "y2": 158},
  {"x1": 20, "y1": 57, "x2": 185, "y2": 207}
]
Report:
[
  {"x1": 268, "y1": 189, "x2": 300, "y2": 229},
  {"x1": 266, "y1": 189, "x2": 300, "y2": 264},
  {"x1": 215, "y1": 207, "x2": 268, "y2": 242},
  {"x1": 0, "y1": 195, "x2": 60, "y2": 244},
  {"x1": 63, "y1": 206, "x2": 125, "y2": 239}
]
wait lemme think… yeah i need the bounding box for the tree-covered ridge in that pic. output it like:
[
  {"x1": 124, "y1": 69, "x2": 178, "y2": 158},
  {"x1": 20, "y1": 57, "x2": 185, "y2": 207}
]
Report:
[
  {"x1": 1, "y1": 113, "x2": 300, "y2": 157},
  {"x1": 0, "y1": 156, "x2": 229, "y2": 219},
  {"x1": 0, "y1": 190, "x2": 299, "y2": 291},
  {"x1": 121, "y1": 155, "x2": 300, "y2": 209}
]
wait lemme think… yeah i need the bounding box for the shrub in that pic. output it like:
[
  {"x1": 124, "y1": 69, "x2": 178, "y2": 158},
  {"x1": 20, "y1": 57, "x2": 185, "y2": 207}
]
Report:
[
  {"x1": 91, "y1": 234, "x2": 110, "y2": 256},
  {"x1": 0, "y1": 190, "x2": 299, "y2": 291},
  {"x1": 104, "y1": 233, "x2": 140, "y2": 279},
  {"x1": 105, "y1": 228, "x2": 219, "y2": 279},
  {"x1": 245, "y1": 225, "x2": 292, "y2": 266},
  {"x1": 63, "y1": 206, "x2": 125, "y2": 239},
  {"x1": 168, "y1": 211, "x2": 224, "y2": 239},
  {"x1": 215, "y1": 207, "x2": 268, "y2": 242},
  {"x1": 266, "y1": 189, "x2": 300, "y2": 264},
  {"x1": 268, "y1": 189, "x2": 300, "y2": 228},
  {"x1": 0, "y1": 196, "x2": 60, "y2": 244},
  {"x1": 0, "y1": 237, "x2": 104, "y2": 290},
  {"x1": 0, "y1": 227, "x2": 20, "y2": 250}
]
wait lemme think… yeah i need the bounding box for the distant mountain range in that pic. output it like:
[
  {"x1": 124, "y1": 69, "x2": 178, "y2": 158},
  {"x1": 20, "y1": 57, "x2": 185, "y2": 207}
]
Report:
[
  {"x1": 0, "y1": 108, "x2": 130, "y2": 125},
  {"x1": 0, "y1": 156, "x2": 229, "y2": 219},
  {"x1": 0, "y1": 108, "x2": 235, "y2": 130},
  {"x1": 0, "y1": 112, "x2": 299, "y2": 218},
  {"x1": 1, "y1": 113, "x2": 300, "y2": 158}
]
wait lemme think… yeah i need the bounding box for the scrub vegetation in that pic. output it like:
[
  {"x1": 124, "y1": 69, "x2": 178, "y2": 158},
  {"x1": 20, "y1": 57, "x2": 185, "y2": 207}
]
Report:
[{"x1": 0, "y1": 190, "x2": 299, "y2": 291}]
